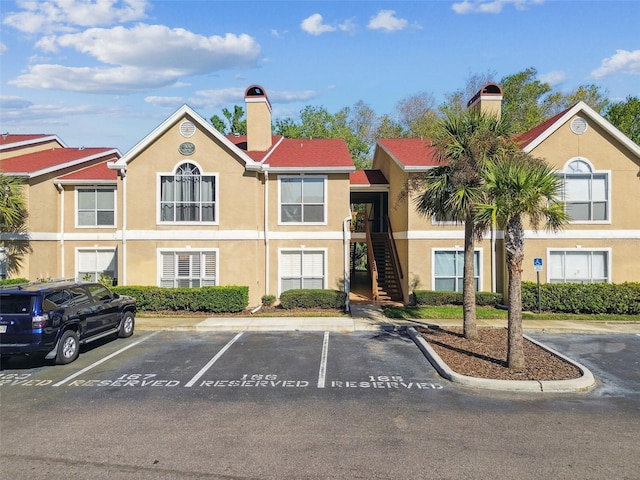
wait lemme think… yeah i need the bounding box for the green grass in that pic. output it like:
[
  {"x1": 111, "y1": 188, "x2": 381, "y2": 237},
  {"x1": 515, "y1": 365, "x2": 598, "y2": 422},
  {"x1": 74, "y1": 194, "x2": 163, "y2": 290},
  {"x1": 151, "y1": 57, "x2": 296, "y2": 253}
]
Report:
[{"x1": 382, "y1": 305, "x2": 639, "y2": 322}]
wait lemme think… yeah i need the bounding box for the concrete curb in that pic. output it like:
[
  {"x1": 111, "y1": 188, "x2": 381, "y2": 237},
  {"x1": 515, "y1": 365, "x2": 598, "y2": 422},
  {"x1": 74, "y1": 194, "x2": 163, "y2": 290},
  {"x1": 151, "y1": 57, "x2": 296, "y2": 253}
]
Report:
[{"x1": 407, "y1": 327, "x2": 596, "y2": 393}]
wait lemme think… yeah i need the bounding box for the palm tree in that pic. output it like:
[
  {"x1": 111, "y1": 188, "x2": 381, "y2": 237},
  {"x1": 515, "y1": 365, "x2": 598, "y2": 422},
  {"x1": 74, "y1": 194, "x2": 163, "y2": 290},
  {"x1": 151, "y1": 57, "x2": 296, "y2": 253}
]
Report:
[
  {"x1": 0, "y1": 174, "x2": 30, "y2": 277},
  {"x1": 414, "y1": 109, "x2": 512, "y2": 340},
  {"x1": 476, "y1": 153, "x2": 568, "y2": 370}
]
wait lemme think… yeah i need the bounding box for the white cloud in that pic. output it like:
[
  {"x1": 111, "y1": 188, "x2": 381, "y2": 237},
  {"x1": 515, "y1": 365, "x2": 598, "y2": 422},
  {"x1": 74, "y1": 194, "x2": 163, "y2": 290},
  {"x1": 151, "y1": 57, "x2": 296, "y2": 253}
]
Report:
[
  {"x1": 591, "y1": 49, "x2": 640, "y2": 79},
  {"x1": 144, "y1": 96, "x2": 185, "y2": 108},
  {"x1": 538, "y1": 70, "x2": 567, "y2": 86},
  {"x1": 3, "y1": 0, "x2": 149, "y2": 34},
  {"x1": 367, "y1": 10, "x2": 409, "y2": 32},
  {"x1": 12, "y1": 25, "x2": 261, "y2": 93},
  {"x1": 452, "y1": 0, "x2": 545, "y2": 14},
  {"x1": 0, "y1": 95, "x2": 104, "y2": 123},
  {"x1": 301, "y1": 14, "x2": 336, "y2": 35},
  {"x1": 0, "y1": 42, "x2": 7, "y2": 54}
]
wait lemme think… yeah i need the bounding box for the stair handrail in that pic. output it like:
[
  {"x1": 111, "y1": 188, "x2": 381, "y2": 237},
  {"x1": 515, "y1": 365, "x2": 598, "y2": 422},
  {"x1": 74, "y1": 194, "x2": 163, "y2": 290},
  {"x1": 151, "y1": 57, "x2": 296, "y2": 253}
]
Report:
[
  {"x1": 386, "y1": 216, "x2": 404, "y2": 281},
  {"x1": 365, "y1": 208, "x2": 379, "y2": 301}
]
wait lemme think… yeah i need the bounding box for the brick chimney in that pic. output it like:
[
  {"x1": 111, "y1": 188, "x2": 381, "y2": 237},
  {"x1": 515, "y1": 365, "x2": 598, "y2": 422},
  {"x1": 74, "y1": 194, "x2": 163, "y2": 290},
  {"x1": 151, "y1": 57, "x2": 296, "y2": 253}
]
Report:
[
  {"x1": 467, "y1": 82, "x2": 503, "y2": 118},
  {"x1": 244, "y1": 85, "x2": 272, "y2": 151}
]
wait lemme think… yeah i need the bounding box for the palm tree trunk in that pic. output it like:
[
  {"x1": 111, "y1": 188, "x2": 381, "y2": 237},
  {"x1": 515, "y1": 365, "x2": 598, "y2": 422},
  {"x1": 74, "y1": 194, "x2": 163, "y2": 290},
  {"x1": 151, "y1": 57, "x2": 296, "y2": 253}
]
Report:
[
  {"x1": 505, "y1": 216, "x2": 525, "y2": 371},
  {"x1": 463, "y1": 213, "x2": 478, "y2": 340}
]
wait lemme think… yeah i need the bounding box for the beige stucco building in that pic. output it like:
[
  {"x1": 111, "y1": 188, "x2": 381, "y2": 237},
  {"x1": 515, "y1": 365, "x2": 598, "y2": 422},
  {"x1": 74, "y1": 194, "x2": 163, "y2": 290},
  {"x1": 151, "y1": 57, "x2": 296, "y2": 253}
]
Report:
[{"x1": 2, "y1": 83, "x2": 639, "y2": 307}]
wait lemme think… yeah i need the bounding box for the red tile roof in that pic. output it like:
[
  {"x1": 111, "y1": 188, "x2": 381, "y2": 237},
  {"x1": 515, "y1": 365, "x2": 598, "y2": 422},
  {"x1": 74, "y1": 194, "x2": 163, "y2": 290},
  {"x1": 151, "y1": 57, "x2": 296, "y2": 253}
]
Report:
[
  {"x1": 377, "y1": 138, "x2": 440, "y2": 169},
  {"x1": 228, "y1": 135, "x2": 354, "y2": 170},
  {"x1": 267, "y1": 138, "x2": 353, "y2": 169},
  {"x1": 0, "y1": 147, "x2": 118, "y2": 175},
  {"x1": 56, "y1": 161, "x2": 117, "y2": 182},
  {"x1": 0, "y1": 134, "x2": 55, "y2": 146},
  {"x1": 515, "y1": 106, "x2": 573, "y2": 149},
  {"x1": 350, "y1": 169, "x2": 388, "y2": 185}
]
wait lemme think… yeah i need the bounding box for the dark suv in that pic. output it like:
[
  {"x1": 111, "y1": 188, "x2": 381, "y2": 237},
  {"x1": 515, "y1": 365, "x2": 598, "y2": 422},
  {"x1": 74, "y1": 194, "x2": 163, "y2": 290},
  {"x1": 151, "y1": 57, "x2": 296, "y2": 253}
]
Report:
[{"x1": 0, "y1": 281, "x2": 136, "y2": 365}]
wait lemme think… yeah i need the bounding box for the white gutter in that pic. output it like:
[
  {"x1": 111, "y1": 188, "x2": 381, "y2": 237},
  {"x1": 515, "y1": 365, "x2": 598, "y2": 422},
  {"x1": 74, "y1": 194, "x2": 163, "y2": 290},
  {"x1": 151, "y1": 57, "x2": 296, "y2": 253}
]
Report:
[
  {"x1": 55, "y1": 182, "x2": 65, "y2": 278},
  {"x1": 343, "y1": 214, "x2": 352, "y2": 312}
]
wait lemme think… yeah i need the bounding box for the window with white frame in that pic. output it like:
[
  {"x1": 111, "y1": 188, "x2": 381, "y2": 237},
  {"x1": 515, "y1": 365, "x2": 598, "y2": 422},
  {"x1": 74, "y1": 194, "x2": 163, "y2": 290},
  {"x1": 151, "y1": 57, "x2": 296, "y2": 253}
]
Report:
[
  {"x1": 160, "y1": 250, "x2": 217, "y2": 288},
  {"x1": 77, "y1": 249, "x2": 117, "y2": 283},
  {"x1": 280, "y1": 176, "x2": 326, "y2": 223},
  {"x1": 549, "y1": 250, "x2": 609, "y2": 283},
  {"x1": 280, "y1": 250, "x2": 325, "y2": 293},
  {"x1": 160, "y1": 162, "x2": 216, "y2": 223},
  {"x1": 433, "y1": 250, "x2": 479, "y2": 291},
  {"x1": 77, "y1": 187, "x2": 115, "y2": 227},
  {"x1": 560, "y1": 159, "x2": 608, "y2": 222}
]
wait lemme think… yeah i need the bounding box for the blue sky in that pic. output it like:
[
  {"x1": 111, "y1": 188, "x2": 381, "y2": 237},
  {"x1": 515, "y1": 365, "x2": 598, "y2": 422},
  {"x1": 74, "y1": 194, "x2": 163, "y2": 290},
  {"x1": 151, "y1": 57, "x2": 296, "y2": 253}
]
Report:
[{"x1": 1, "y1": 0, "x2": 639, "y2": 153}]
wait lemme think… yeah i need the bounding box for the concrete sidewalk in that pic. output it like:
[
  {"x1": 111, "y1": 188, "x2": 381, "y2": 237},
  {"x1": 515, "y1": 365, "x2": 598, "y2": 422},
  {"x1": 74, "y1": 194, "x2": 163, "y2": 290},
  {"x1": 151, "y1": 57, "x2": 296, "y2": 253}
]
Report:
[{"x1": 135, "y1": 302, "x2": 640, "y2": 334}]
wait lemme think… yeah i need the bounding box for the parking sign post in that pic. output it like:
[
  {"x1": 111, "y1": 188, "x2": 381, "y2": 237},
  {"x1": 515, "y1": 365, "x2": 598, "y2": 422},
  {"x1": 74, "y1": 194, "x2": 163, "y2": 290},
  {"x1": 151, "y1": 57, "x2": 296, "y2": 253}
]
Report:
[{"x1": 533, "y1": 258, "x2": 543, "y2": 313}]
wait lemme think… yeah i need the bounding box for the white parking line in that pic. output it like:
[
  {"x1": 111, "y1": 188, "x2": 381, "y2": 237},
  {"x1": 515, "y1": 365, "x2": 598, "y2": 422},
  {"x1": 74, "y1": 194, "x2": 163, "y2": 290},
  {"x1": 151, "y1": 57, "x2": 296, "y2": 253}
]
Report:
[
  {"x1": 52, "y1": 332, "x2": 158, "y2": 387},
  {"x1": 184, "y1": 332, "x2": 243, "y2": 388},
  {"x1": 317, "y1": 331, "x2": 330, "y2": 388}
]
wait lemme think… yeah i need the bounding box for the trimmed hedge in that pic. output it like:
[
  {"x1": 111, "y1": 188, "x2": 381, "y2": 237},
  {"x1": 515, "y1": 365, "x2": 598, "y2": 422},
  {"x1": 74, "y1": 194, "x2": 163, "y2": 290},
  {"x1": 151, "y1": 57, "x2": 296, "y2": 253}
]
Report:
[
  {"x1": 112, "y1": 285, "x2": 249, "y2": 313},
  {"x1": 521, "y1": 281, "x2": 640, "y2": 315},
  {"x1": 279, "y1": 289, "x2": 346, "y2": 310},
  {"x1": 414, "y1": 290, "x2": 503, "y2": 307},
  {"x1": 0, "y1": 278, "x2": 29, "y2": 286}
]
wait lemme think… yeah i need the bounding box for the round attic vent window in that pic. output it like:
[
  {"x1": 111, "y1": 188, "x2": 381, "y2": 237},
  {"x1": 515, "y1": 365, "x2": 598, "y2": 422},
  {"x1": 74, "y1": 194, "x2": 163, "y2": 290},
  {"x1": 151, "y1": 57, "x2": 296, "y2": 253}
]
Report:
[
  {"x1": 179, "y1": 121, "x2": 196, "y2": 138},
  {"x1": 570, "y1": 117, "x2": 588, "y2": 135}
]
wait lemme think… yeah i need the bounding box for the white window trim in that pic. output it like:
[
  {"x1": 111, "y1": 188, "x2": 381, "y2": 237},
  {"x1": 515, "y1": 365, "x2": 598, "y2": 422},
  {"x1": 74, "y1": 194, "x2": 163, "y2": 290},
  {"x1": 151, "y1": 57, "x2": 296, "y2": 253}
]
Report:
[
  {"x1": 156, "y1": 248, "x2": 219, "y2": 287},
  {"x1": 546, "y1": 247, "x2": 611, "y2": 283},
  {"x1": 75, "y1": 247, "x2": 117, "y2": 282},
  {"x1": 156, "y1": 160, "x2": 219, "y2": 226},
  {"x1": 74, "y1": 186, "x2": 116, "y2": 229},
  {"x1": 277, "y1": 247, "x2": 328, "y2": 297},
  {"x1": 277, "y1": 174, "x2": 328, "y2": 226},
  {"x1": 431, "y1": 247, "x2": 483, "y2": 292},
  {"x1": 560, "y1": 157, "x2": 611, "y2": 225}
]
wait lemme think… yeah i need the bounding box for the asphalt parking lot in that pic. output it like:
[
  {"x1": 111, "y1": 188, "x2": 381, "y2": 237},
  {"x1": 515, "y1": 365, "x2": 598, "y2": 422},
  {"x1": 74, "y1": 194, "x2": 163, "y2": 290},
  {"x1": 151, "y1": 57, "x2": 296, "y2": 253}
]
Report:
[
  {"x1": 2, "y1": 331, "x2": 639, "y2": 480},
  {"x1": 0, "y1": 330, "x2": 447, "y2": 398}
]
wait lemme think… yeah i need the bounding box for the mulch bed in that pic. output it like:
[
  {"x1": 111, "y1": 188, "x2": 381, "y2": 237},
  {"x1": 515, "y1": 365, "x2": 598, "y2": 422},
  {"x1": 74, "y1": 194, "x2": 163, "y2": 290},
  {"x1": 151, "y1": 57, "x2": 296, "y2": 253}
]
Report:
[{"x1": 416, "y1": 326, "x2": 582, "y2": 381}]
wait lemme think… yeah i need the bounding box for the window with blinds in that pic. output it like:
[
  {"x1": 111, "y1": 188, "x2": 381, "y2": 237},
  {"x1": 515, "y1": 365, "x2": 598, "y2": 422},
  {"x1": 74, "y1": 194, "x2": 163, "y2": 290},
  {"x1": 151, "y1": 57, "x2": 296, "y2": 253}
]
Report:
[
  {"x1": 160, "y1": 251, "x2": 217, "y2": 288},
  {"x1": 160, "y1": 163, "x2": 216, "y2": 223},
  {"x1": 77, "y1": 249, "x2": 117, "y2": 282},
  {"x1": 561, "y1": 159, "x2": 609, "y2": 222},
  {"x1": 280, "y1": 176, "x2": 326, "y2": 224},
  {"x1": 549, "y1": 250, "x2": 609, "y2": 283},
  {"x1": 280, "y1": 250, "x2": 325, "y2": 293},
  {"x1": 77, "y1": 187, "x2": 115, "y2": 227},
  {"x1": 433, "y1": 250, "x2": 479, "y2": 292}
]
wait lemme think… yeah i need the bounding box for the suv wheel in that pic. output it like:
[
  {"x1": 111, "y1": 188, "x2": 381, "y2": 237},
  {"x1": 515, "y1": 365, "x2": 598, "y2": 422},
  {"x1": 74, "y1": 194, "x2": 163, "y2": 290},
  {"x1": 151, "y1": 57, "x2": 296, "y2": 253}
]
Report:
[
  {"x1": 56, "y1": 330, "x2": 80, "y2": 365},
  {"x1": 118, "y1": 312, "x2": 135, "y2": 338}
]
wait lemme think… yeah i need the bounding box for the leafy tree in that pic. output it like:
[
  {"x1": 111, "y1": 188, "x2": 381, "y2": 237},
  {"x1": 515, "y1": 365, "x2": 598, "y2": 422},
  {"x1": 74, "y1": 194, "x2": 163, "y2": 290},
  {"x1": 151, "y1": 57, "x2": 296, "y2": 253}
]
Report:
[
  {"x1": 274, "y1": 105, "x2": 370, "y2": 169},
  {"x1": 0, "y1": 174, "x2": 31, "y2": 277},
  {"x1": 605, "y1": 96, "x2": 640, "y2": 145},
  {"x1": 395, "y1": 91, "x2": 440, "y2": 138},
  {"x1": 210, "y1": 105, "x2": 247, "y2": 135},
  {"x1": 500, "y1": 67, "x2": 553, "y2": 134},
  {"x1": 476, "y1": 153, "x2": 568, "y2": 370},
  {"x1": 413, "y1": 109, "x2": 512, "y2": 340},
  {"x1": 558, "y1": 84, "x2": 610, "y2": 114}
]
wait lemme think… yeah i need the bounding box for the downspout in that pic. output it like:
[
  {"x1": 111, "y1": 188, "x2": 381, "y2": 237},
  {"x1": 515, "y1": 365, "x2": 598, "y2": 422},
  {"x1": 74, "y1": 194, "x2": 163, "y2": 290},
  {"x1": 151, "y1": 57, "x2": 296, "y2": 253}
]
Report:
[
  {"x1": 264, "y1": 169, "x2": 270, "y2": 297},
  {"x1": 120, "y1": 168, "x2": 127, "y2": 285},
  {"x1": 343, "y1": 214, "x2": 352, "y2": 312},
  {"x1": 55, "y1": 182, "x2": 65, "y2": 278}
]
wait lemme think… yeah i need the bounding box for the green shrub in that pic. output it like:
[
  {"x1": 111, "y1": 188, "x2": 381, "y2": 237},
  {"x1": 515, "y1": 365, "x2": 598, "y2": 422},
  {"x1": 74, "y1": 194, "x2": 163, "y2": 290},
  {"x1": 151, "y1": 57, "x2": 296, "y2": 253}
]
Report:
[
  {"x1": 521, "y1": 282, "x2": 640, "y2": 315},
  {"x1": 112, "y1": 285, "x2": 249, "y2": 313},
  {"x1": 279, "y1": 289, "x2": 346, "y2": 310},
  {"x1": 0, "y1": 277, "x2": 29, "y2": 286},
  {"x1": 261, "y1": 294, "x2": 276, "y2": 306},
  {"x1": 414, "y1": 290, "x2": 503, "y2": 306}
]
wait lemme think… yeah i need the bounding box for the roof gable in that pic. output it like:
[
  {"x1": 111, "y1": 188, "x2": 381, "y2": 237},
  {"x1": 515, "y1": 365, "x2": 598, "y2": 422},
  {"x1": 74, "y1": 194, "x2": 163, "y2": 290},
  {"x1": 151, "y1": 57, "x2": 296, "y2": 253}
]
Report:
[
  {"x1": 110, "y1": 105, "x2": 262, "y2": 171},
  {"x1": 517, "y1": 101, "x2": 640, "y2": 158},
  {"x1": 0, "y1": 134, "x2": 66, "y2": 150}
]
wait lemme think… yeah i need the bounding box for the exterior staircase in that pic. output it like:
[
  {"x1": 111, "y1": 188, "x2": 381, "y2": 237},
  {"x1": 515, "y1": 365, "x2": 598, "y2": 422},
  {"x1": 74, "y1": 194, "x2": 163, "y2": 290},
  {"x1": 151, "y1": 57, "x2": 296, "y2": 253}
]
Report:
[{"x1": 370, "y1": 233, "x2": 402, "y2": 302}]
